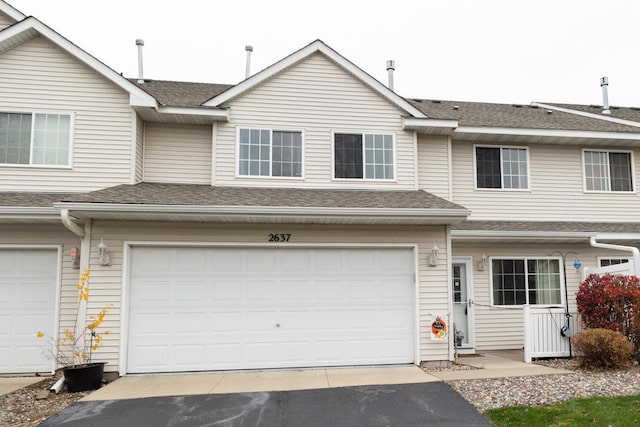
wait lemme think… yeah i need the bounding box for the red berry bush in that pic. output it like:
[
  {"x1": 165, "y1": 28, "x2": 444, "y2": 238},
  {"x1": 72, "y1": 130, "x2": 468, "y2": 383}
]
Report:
[{"x1": 576, "y1": 274, "x2": 640, "y2": 360}]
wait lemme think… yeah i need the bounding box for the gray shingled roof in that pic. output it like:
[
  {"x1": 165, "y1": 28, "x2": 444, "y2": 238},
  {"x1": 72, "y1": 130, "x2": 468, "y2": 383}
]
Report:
[
  {"x1": 58, "y1": 183, "x2": 466, "y2": 211},
  {"x1": 548, "y1": 103, "x2": 640, "y2": 124},
  {"x1": 452, "y1": 220, "x2": 640, "y2": 234},
  {"x1": 129, "y1": 79, "x2": 233, "y2": 108},
  {"x1": 407, "y1": 99, "x2": 640, "y2": 133},
  {"x1": 0, "y1": 192, "x2": 75, "y2": 207}
]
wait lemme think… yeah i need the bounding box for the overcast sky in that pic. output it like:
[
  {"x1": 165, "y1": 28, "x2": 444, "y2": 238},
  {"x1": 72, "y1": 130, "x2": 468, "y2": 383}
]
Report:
[{"x1": 8, "y1": 0, "x2": 640, "y2": 107}]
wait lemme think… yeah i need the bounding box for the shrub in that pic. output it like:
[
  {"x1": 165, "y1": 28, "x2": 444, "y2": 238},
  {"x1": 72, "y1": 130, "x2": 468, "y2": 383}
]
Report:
[
  {"x1": 572, "y1": 328, "x2": 634, "y2": 369},
  {"x1": 576, "y1": 274, "x2": 640, "y2": 359}
]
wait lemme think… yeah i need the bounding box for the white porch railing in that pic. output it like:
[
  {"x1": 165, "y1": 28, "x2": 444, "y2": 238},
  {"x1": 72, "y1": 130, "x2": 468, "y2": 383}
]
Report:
[{"x1": 523, "y1": 305, "x2": 582, "y2": 362}]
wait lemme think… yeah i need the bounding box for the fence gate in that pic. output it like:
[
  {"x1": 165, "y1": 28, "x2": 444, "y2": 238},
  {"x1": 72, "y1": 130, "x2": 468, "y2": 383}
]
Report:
[{"x1": 523, "y1": 305, "x2": 581, "y2": 362}]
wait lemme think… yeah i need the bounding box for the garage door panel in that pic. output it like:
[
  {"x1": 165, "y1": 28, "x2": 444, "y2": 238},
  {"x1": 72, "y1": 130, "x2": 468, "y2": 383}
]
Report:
[
  {"x1": 128, "y1": 247, "x2": 414, "y2": 373},
  {"x1": 0, "y1": 249, "x2": 57, "y2": 374}
]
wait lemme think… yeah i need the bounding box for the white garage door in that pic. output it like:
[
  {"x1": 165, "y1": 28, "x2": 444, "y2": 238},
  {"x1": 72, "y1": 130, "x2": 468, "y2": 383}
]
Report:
[
  {"x1": 127, "y1": 247, "x2": 415, "y2": 373},
  {"x1": 0, "y1": 249, "x2": 57, "y2": 373}
]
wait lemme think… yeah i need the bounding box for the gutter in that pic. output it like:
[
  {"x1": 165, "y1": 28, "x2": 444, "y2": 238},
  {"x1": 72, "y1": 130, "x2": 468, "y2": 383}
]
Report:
[
  {"x1": 451, "y1": 230, "x2": 593, "y2": 241},
  {"x1": 60, "y1": 209, "x2": 85, "y2": 237},
  {"x1": 589, "y1": 236, "x2": 640, "y2": 274}
]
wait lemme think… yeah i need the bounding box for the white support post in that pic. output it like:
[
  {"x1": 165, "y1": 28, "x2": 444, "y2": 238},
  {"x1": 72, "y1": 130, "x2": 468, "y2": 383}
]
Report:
[{"x1": 523, "y1": 304, "x2": 532, "y2": 363}]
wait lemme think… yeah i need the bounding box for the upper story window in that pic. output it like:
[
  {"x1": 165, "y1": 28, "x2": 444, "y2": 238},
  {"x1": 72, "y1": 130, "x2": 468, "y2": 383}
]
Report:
[
  {"x1": 599, "y1": 257, "x2": 630, "y2": 267},
  {"x1": 334, "y1": 133, "x2": 394, "y2": 180},
  {"x1": 0, "y1": 112, "x2": 71, "y2": 166},
  {"x1": 475, "y1": 146, "x2": 529, "y2": 190},
  {"x1": 238, "y1": 128, "x2": 302, "y2": 177},
  {"x1": 492, "y1": 258, "x2": 562, "y2": 306},
  {"x1": 583, "y1": 150, "x2": 633, "y2": 192}
]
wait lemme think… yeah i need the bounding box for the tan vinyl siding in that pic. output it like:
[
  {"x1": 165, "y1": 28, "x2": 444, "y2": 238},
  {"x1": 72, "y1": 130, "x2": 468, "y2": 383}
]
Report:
[
  {"x1": 86, "y1": 222, "x2": 449, "y2": 372},
  {"x1": 0, "y1": 11, "x2": 15, "y2": 29},
  {"x1": 143, "y1": 123, "x2": 212, "y2": 184},
  {"x1": 134, "y1": 115, "x2": 144, "y2": 183},
  {"x1": 452, "y1": 140, "x2": 640, "y2": 221},
  {"x1": 0, "y1": 37, "x2": 133, "y2": 192},
  {"x1": 453, "y1": 242, "x2": 627, "y2": 350},
  {"x1": 417, "y1": 135, "x2": 450, "y2": 199},
  {"x1": 215, "y1": 53, "x2": 416, "y2": 189}
]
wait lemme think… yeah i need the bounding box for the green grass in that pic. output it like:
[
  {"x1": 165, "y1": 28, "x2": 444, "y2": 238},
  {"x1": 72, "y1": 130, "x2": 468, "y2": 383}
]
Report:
[{"x1": 484, "y1": 394, "x2": 640, "y2": 426}]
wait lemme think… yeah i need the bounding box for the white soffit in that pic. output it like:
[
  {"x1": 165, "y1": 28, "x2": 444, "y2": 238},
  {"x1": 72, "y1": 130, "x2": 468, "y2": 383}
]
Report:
[{"x1": 0, "y1": 0, "x2": 26, "y2": 21}]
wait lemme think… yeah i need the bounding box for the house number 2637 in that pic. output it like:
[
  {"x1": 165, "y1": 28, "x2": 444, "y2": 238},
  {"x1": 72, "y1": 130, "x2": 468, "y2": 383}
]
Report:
[{"x1": 268, "y1": 233, "x2": 291, "y2": 242}]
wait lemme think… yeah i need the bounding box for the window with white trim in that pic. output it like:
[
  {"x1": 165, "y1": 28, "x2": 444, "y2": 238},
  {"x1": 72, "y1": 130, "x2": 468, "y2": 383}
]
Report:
[
  {"x1": 238, "y1": 128, "x2": 302, "y2": 177},
  {"x1": 334, "y1": 133, "x2": 394, "y2": 180},
  {"x1": 583, "y1": 150, "x2": 633, "y2": 192},
  {"x1": 475, "y1": 146, "x2": 529, "y2": 189},
  {"x1": 492, "y1": 258, "x2": 562, "y2": 305},
  {"x1": 0, "y1": 112, "x2": 71, "y2": 166},
  {"x1": 599, "y1": 258, "x2": 630, "y2": 267}
]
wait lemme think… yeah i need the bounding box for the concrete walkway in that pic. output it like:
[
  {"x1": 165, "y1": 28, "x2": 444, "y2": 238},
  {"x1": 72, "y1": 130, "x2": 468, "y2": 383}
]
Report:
[{"x1": 0, "y1": 376, "x2": 45, "y2": 396}]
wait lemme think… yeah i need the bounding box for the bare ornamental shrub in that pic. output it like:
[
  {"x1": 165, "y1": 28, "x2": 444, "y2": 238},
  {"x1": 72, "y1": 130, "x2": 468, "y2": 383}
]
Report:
[{"x1": 572, "y1": 328, "x2": 634, "y2": 369}]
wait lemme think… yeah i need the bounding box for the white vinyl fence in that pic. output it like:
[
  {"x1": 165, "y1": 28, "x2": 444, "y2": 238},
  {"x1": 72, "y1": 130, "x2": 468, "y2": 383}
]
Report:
[{"x1": 523, "y1": 306, "x2": 582, "y2": 362}]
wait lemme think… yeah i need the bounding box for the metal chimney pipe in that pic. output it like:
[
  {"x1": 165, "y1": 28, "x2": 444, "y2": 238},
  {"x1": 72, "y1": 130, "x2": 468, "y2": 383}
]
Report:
[
  {"x1": 245, "y1": 45, "x2": 253, "y2": 79},
  {"x1": 386, "y1": 60, "x2": 395, "y2": 90},
  {"x1": 600, "y1": 76, "x2": 611, "y2": 115},
  {"x1": 135, "y1": 39, "x2": 144, "y2": 84}
]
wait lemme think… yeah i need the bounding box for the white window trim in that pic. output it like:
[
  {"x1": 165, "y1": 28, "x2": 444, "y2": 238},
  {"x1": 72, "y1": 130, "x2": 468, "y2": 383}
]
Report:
[
  {"x1": 473, "y1": 144, "x2": 531, "y2": 191},
  {"x1": 235, "y1": 126, "x2": 305, "y2": 179},
  {"x1": 489, "y1": 256, "x2": 564, "y2": 307},
  {"x1": 0, "y1": 110, "x2": 74, "y2": 169},
  {"x1": 581, "y1": 148, "x2": 635, "y2": 194},
  {"x1": 331, "y1": 130, "x2": 397, "y2": 182}
]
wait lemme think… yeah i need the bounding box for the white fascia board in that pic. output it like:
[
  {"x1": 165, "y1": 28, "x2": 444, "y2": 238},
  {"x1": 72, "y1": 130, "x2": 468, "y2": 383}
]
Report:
[
  {"x1": 156, "y1": 106, "x2": 228, "y2": 120},
  {"x1": 0, "y1": 0, "x2": 26, "y2": 21},
  {"x1": 0, "y1": 18, "x2": 157, "y2": 108},
  {"x1": 454, "y1": 126, "x2": 640, "y2": 141},
  {"x1": 403, "y1": 118, "x2": 458, "y2": 130},
  {"x1": 451, "y1": 229, "x2": 594, "y2": 241},
  {"x1": 55, "y1": 202, "x2": 470, "y2": 219},
  {"x1": 203, "y1": 40, "x2": 427, "y2": 119},
  {"x1": 595, "y1": 232, "x2": 640, "y2": 240},
  {"x1": 533, "y1": 103, "x2": 640, "y2": 128}
]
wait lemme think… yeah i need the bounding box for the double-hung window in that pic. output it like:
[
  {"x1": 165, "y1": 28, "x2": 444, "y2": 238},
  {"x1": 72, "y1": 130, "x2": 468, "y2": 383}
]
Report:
[
  {"x1": 583, "y1": 150, "x2": 633, "y2": 192},
  {"x1": 0, "y1": 112, "x2": 71, "y2": 166},
  {"x1": 492, "y1": 258, "x2": 562, "y2": 306},
  {"x1": 475, "y1": 146, "x2": 529, "y2": 189},
  {"x1": 238, "y1": 128, "x2": 302, "y2": 177},
  {"x1": 334, "y1": 133, "x2": 394, "y2": 180}
]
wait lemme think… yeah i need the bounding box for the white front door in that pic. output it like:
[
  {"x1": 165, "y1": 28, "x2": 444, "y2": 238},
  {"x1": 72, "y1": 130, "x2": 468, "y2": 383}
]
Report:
[
  {"x1": 452, "y1": 259, "x2": 474, "y2": 349},
  {"x1": 127, "y1": 246, "x2": 415, "y2": 373},
  {"x1": 0, "y1": 249, "x2": 58, "y2": 373}
]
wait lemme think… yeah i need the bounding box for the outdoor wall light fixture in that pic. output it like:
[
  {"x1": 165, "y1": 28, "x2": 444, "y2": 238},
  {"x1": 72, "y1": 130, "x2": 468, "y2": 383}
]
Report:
[
  {"x1": 97, "y1": 238, "x2": 111, "y2": 266},
  {"x1": 429, "y1": 243, "x2": 440, "y2": 267},
  {"x1": 70, "y1": 246, "x2": 80, "y2": 269},
  {"x1": 477, "y1": 252, "x2": 488, "y2": 271}
]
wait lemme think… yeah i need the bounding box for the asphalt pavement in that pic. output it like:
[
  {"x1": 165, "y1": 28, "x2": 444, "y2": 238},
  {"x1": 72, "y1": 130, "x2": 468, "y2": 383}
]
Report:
[{"x1": 39, "y1": 382, "x2": 490, "y2": 426}]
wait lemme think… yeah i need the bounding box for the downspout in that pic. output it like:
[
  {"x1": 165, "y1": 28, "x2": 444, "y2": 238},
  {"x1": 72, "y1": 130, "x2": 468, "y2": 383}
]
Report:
[
  {"x1": 61, "y1": 209, "x2": 84, "y2": 237},
  {"x1": 589, "y1": 236, "x2": 640, "y2": 274}
]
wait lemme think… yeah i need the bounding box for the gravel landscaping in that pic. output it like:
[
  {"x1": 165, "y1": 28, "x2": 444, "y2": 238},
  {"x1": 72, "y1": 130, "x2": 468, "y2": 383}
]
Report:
[
  {"x1": 446, "y1": 358, "x2": 640, "y2": 412},
  {"x1": 1, "y1": 359, "x2": 639, "y2": 425}
]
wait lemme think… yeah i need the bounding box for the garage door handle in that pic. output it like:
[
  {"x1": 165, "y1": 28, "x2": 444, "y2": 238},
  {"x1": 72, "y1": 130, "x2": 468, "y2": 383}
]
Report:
[{"x1": 276, "y1": 323, "x2": 281, "y2": 328}]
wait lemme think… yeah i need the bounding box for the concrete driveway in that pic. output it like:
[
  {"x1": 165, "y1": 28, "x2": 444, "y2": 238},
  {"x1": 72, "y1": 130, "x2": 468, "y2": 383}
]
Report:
[{"x1": 40, "y1": 382, "x2": 491, "y2": 426}]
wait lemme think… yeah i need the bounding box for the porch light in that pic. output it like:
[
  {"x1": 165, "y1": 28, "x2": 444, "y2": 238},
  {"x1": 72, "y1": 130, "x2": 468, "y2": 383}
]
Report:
[
  {"x1": 429, "y1": 243, "x2": 440, "y2": 267},
  {"x1": 97, "y1": 238, "x2": 111, "y2": 266},
  {"x1": 477, "y1": 252, "x2": 488, "y2": 271}
]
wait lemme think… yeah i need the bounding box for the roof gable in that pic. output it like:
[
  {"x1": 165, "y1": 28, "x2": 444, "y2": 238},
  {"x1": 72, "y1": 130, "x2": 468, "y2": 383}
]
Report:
[
  {"x1": 0, "y1": 16, "x2": 157, "y2": 108},
  {"x1": 203, "y1": 40, "x2": 426, "y2": 119}
]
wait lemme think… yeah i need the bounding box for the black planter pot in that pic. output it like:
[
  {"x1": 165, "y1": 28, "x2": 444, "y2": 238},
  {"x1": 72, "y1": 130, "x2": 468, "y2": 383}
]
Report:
[{"x1": 63, "y1": 362, "x2": 106, "y2": 392}]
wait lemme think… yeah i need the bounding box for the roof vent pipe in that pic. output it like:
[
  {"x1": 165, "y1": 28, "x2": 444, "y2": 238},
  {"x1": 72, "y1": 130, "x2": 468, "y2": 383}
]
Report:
[
  {"x1": 135, "y1": 39, "x2": 144, "y2": 84},
  {"x1": 386, "y1": 60, "x2": 395, "y2": 91},
  {"x1": 245, "y1": 45, "x2": 253, "y2": 79},
  {"x1": 600, "y1": 76, "x2": 611, "y2": 115}
]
